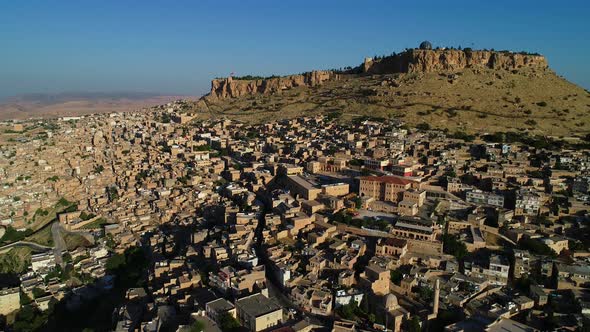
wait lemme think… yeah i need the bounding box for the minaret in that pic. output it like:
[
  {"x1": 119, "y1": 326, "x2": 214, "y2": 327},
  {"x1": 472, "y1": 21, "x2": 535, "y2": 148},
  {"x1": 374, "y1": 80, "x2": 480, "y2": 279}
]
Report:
[{"x1": 432, "y1": 278, "x2": 440, "y2": 317}]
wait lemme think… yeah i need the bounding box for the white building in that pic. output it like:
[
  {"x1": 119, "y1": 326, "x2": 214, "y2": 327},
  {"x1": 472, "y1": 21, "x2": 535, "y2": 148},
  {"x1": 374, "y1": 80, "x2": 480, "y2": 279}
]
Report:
[{"x1": 31, "y1": 251, "x2": 56, "y2": 274}]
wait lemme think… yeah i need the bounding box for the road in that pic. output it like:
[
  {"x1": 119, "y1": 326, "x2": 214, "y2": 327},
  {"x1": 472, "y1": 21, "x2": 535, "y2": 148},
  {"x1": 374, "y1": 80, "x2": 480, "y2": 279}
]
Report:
[
  {"x1": 0, "y1": 240, "x2": 53, "y2": 254},
  {"x1": 266, "y1": 278, "x2": 299, "y2": 312},
  {"x1": 51, "y1": 222, "x2": 67, "y2": 266},
  {"x1": 0, "y1": 222, "x2": 95, "y2": 268}
]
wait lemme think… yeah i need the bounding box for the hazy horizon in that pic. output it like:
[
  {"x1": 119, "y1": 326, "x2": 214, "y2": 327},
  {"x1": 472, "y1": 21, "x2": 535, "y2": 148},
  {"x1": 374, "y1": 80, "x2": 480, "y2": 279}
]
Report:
[
  {"x1": 1, "y1": 0, "x2": 589, "y2": 100},
  {"x1": 0, "y1": 91, "x2": 195, "y2": 104}
]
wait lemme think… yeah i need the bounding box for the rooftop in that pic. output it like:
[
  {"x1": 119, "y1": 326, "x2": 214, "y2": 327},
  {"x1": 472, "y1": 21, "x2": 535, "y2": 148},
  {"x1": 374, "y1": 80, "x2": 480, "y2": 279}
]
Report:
[
  {"x1": 206, "y1": 298, "x2": 235, "y2": 312},
  {"x1": 236, "y1": 293, "x2": 282, "y2": 318},
  {"x1": 360, "y1": 175, "x2": 414, "y2": 185},
  {"x1": 393, "y1": 221, "x2": 433, "y2": 234},
  {"x1": 383, "y1": 238, "x2": 408, "y2": 247}
]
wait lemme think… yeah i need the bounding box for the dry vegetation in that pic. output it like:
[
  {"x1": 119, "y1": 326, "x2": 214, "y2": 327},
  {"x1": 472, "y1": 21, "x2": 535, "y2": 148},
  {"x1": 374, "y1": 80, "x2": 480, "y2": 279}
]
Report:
[
  {"x1": 0, "y1": 247, "x2": 32, "y2": 274},
  {"x1": 192, "y1": 68, "x2": 590, "y2": 136},
  {"x1": 25, "y1": 224, "x2": 54, "y2": 247},
  {"x1": 63, "y1": 233, "x2": 92, "y2": 251}
]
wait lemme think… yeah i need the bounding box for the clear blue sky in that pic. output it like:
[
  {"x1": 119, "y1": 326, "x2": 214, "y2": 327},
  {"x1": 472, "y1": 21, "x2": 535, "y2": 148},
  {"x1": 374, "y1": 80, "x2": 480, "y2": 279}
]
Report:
[{"x1": 0, "y1": 0, "x2": 588, "y2": 99}]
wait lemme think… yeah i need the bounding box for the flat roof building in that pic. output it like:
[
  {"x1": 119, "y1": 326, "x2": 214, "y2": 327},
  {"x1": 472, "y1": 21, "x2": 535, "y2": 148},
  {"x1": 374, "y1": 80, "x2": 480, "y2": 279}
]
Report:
[{"x1": 235, "y1": 293, "x2": 283, "y2": 331}]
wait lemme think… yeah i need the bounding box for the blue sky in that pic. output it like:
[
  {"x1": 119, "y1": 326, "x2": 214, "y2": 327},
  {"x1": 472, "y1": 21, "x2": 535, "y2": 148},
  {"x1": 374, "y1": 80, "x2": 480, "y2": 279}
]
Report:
[{"x1": 0, "y1": 0, "x2": 588, "y2": 99}]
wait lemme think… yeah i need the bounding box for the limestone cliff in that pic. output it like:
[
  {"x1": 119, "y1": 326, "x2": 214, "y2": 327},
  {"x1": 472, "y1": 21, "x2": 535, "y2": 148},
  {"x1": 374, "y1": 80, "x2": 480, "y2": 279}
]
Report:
[
  {"x1": 363, "y1": 49, "x2": 548, "y2": 74},
  {"x1": 208, "y1": 70, "x2": 339, "y2": 99},
  {"x1": 206, "y1": 49, "x2": 548, "y2": 100}
]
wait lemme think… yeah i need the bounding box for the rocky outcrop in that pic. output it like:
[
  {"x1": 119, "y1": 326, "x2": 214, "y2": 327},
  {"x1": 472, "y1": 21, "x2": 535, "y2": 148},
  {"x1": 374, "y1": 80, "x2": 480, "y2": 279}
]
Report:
[
  {"x1": 208, "y1": 70, "x2": 339, "y2": 99},
  {"x1": 363, "y1": 49, "x2": 548, "y2": 74},
  {"x1": 206, "y1": 49, "x2": 547, "y2": 100}
]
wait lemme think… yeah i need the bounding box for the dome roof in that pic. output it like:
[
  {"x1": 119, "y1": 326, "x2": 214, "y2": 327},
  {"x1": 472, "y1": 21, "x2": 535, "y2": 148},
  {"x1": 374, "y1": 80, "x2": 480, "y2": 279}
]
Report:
[
  {"x1": 419, "y1": 41, "x2": 432, "y2": 50},
  {"x1": 384, "y1": 293, "x2": 398, "y2": 309}
]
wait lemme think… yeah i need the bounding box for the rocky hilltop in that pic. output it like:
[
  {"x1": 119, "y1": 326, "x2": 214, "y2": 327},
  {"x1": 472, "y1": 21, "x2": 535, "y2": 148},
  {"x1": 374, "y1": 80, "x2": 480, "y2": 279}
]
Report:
[
  {"x1": 208, "y1": 70, "x2": 339, "y2": 99},
  {"x1": 207, "y1": 47, "x2": 549, "y2": 100},
  {"x1": 363, "y1": 49, "x2": 548, "y2": 74},
  {"x1": 197, "y1": 43, "x2": 589, "y2": 136}
]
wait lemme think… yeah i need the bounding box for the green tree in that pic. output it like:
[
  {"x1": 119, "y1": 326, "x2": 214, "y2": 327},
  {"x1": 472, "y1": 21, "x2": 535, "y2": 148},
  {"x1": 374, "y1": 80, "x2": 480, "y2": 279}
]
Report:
[
  {"x1": 513, "y1": 277, "x2": 532, "y2": 293},
  {"x1": 12, "y1": 305, "x2": 48, "y2": 332},
  {"x1": 32, "y1": 287, "x2": 46, "y2": 299},
  {"x1": 20, "y1": 290, "x2": 32, "y2": 305},
  {"x1": 349, "y1": 159, "x2": 364, "y2": 167},
  {"x1": 390, "y1": 269, "x2": 403, "y2": 285},
  {"x1": 194, "y1": 144, "x2": 211, "y2": 151},
  {"x1": 105, "y1": 253, "x2": 125, "y2": 271},
  {"x1": 105, "y1": 247, "x2": 148, "y2": 288},
  {"x1": 105, "y1": 233, "x2": 116, "y2": 249},
  {"x1": 62, "y1": 252, "x2": 73, "y2": 263},
  {"x1": 354, "y1": 197, "x2": 362, "y2": 209},
  {"x1": 189, "y1": 321, "x2": 205, "y2": 332},
  {"x1": 0, "y1": 226, "x2": 33, "y2": 245},
  {"x1": 58, "y1": 197, "x2": 72, "y2": 206},
  {"x1": 518, "y1": 238, "x2": 557, "y2": 257},
  {"x1": 417, "y1": 286, "x2": 434, "y2": 302},
  {"x1": 93, "y1": 165, "x2": 105, "y2": 174},
  {"x1": 160, "y1": 113, "x2": 171, "y2": 123},
  {"x1": 416, "y1": 123, "x2": 430, "y2": 131},
  {"x1": 219, "y1": 312, "x2": 241, "y2": 331},
  {"x1": 408, "y1": 315, "x2": 421, "y2": 332},
  {"x1": 340, "y1": 303, "x2": 355, "y2": 319},
  {"x1": 107, "y1": 186, "x2": 119, "y2": 201},
  {"x1": 442, "y1": 234, "x2": 468, "y2": 260}
]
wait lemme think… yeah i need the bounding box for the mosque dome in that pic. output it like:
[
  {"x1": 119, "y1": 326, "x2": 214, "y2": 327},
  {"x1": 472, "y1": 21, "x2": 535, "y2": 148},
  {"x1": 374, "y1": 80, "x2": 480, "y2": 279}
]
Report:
[
  {"x1": 419, "y1": 41, "x2": 432, "y2": 50},
  {"x1": 384, "y1": 293, "x2": 399, "y2": 310}
]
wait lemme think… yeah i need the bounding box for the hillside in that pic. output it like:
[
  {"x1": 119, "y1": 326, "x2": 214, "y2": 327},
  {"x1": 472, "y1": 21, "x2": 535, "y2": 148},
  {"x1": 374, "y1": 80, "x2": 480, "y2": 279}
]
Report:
[{"x1": 193, "y1": 47, "x2": 590, "y2": 136}]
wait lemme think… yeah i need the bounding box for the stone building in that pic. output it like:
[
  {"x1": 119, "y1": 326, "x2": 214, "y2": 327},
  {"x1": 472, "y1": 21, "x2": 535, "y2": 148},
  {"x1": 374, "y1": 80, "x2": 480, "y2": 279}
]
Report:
[
  {"x1": 235, "y1": 293, "x2": 283, "y2": 332},
  {"x1": 515, "y1": 189, "x2": 541, "y2": 216},
  {"x1": 359, "y1": 176, "x2": 414, "y2": 202}
]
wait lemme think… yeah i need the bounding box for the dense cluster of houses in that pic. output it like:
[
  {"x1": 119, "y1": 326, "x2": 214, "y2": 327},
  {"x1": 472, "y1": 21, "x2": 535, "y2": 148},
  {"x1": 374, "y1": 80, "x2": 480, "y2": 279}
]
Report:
[{"x1": 0, "y1": 100, "x2": 589, "y2": 331}]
